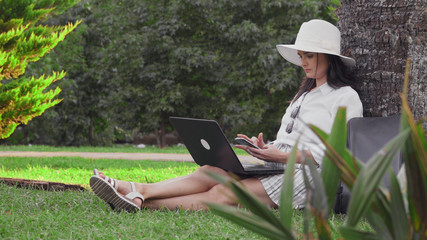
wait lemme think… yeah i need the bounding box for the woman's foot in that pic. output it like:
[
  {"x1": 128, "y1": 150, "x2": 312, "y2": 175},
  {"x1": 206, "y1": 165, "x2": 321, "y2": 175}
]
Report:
[
  {"x1": 98, "y1": 170, "x2": 145, "y2": 207},
  {"x1": 90, "y1": 169, "x2": 144, "y2": 212}
]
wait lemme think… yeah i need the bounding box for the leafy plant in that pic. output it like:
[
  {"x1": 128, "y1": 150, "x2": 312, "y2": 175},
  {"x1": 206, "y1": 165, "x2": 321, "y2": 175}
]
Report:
[
  {"x1": 7, "y1": 0, "x2": 335, "y2": 147},
  {"x1": 206, "y1": 144, "x2": 299, "y2": 239},
  {"x1": 326, "y1": 0, "x2": 341, "y2": 21},
  {"x1": 0, "y1": 0, "x2": 80, "y2": 138},
  {"x1": 206, "y1": 59, "x2": 426, "y2": 239}
]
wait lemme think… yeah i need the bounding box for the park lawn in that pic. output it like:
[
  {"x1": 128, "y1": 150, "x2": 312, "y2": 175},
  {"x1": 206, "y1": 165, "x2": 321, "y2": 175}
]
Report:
[
  {"x1": 0, "y1": 156, "x2": 266, "y2": 239},
  {"x1": 0, "y1": 151, "x2": 371, "y2": 239},
  {"x1": 0, "y1": 183, "x2": 268, "y2": 239},
  {"x1": 0, "y1": 156, "x2": 200, "y2": 187},
  {"x1": 0, "y1": 143, "x2": 249, "y2": 155},
  {"x1": 0, "y1": 144, "x2": 192, "y2": 154}
]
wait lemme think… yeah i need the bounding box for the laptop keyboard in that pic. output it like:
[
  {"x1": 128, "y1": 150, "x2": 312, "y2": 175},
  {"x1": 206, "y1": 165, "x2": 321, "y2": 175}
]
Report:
[
  {"x1": 242, "y1": 161, "x2": 285, "y2": 170},
  {"x1": 264, "y1": 162, "x2": 285, "y2": 169}
]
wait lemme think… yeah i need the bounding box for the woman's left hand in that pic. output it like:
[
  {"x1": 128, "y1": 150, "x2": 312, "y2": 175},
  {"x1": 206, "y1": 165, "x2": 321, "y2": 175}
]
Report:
[{"x1": 237, "y1": 143, "x2": 288, "y2": 163}]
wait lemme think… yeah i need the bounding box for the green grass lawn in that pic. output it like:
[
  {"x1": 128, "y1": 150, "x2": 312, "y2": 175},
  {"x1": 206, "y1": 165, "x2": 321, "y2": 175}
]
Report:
[
  {"x1": 0, "y1": 146, "x2": 371, "y2": 239},
  {"x1": 0, "y1": 184, "x2": 269, "y2": 239},
  {"x1": 0, "y1": 143, "x2": 249, "y2": 155},
  {"x1": 0, "y1": 144, "x2": 191, "y2": 153},
  {"x1": 1, "y1": 155, "x2": 267, "y2": 239},
  {"x1": 0, "y1": 156, "x2": 199, "y2": 188}
]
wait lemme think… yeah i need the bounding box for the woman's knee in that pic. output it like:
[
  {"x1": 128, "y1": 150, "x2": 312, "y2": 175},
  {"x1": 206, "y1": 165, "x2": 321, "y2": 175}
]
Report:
[
  {"x1": 206, "y1": 184, "x2": 237, "y2": 206},
  {"x1": 185, "y1": 165, "x2": 229, "y2": 190},
  {"x1": 194, "y1": 165, "x2": 228, "y2": 177},
  {"x1": 206, "y1": 178, "x2": 277, "y2": 208}
]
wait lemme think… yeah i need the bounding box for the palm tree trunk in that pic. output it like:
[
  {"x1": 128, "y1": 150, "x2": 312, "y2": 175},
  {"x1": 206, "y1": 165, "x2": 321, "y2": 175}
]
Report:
[{"x1": 337, "y1": 0, "x2": 426, "y2": 127}]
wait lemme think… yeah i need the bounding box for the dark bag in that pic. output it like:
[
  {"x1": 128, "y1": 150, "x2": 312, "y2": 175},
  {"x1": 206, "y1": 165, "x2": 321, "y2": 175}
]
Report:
[{"x1": 333, "y1": 115, "x2": 402, "y2": 214}]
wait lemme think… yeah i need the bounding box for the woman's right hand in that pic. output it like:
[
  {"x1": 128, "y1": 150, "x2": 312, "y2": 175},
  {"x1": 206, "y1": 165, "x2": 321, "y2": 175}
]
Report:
[
  {"x1": 236, "y1": 133, "x2": 265, "y2": 149},
  {"x1": 235, "y1": 134, "x2": 288, "y2": 163}
]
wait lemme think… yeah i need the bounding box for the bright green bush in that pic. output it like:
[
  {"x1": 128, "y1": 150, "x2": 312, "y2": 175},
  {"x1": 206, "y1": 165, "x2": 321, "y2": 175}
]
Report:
[{"x1": 0, "y1": 0, "x2": 80, "y2": 138}]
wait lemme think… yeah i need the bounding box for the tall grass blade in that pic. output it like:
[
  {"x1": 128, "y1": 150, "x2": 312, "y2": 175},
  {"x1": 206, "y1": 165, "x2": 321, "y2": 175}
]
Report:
[
  {"x1": 389, "y1": 170, "x2": 410, "y2": 239},
  {"x1": 303, "y1": 206, "x2": 312, "y2": 238},
  {"x1": 364, "y1": 198, "x2": 393, "y2": 239},
  {"x1": 319, "y1": 107, "x2": 348, "y2": 211},
  {"x1": 310, "y1": 124, "x2": 329, "y2": 141},
  {"x1": 303, "y1": 158, "x2": 331, "y2": 239},
  {"x1": 414, "y1": 123, "x2": 427, "y2": 170},
  {"x1": 279, "y1": 144, "x2": 298, "y2": 230},
  {"x1": 310, "y1": 125, "x2": 360, "y2": 189},
  {"x1": 229, "y1": 182, "x2": 291, "y2": 233},
  {"x1": 340, "y1": 226, "x2": 382, "y2": 240},
  {"x1": 346, "y1": 128, "x2": 410, "y2": 226},
  {"x1": 204, "y1": 171, "x2": 237, "y2": 187},
  {"x1": 206, "y1": 203, "x2": 294, "y2": 240},
  {"x1": 370, "y1": 189, "x2": 393, "y2": 232},
  {"x1": 400, "y1": 59, "x2": 427, "y2": 236},
  {"x1": 400, "y1": 97, "x2": 427, "y2": 235},
  {"x1": 205, "y1": 172, "x2": 292, "y2": 236}
]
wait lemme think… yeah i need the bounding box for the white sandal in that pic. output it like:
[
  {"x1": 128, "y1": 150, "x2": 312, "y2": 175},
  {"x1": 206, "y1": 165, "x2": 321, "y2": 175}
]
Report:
[
  {"x1": 94, "y1": 169, "x2": 119, "y2": 190},
  {"x1": 90, "y1": 169, "x2": 145, "y2": 213}
]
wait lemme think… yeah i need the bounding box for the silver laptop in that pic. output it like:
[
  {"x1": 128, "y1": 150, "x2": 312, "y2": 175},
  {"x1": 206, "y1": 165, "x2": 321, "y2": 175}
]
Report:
[{"x1": 170, "y1": 117, "x2": 284, "y2": 175}]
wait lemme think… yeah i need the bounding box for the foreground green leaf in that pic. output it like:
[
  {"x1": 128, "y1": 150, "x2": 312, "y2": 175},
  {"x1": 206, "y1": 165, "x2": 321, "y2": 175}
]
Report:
[
  {"x1": 340, "y1": 226, "x2": 382, "y2": 240},
  {"x1": 207, "y1": 203, "x2": 295, "y2": 240},
  {"x1": 310, "y1": 125, "x2": 360, "y2": 189},
  {"x1": 364, "y1": 210, "x2": 393, "y2": 239},
  {"x1": 389, "y1": 171, "x2": 410, "y2": 239},
  {"x1": 320, "y1": 107, "x2": 348, "y2": 212},
  {"x1": 279, "y1": 144, "x2": 298, "y2": 230},
  {"x1": 346, "y1": 128, "x2": 410, "y2": 226},
  {"x1": 205, "y1": 172, "x2": 292, "y2": 236},
  {"x1": 303, "y1": 158, "x2": 331, "y2": 239},
  {"x1": 400, "y1": 59, "x2": 427, "y2": 236},
  {"x1": 400, "y1": 95, "x2": 427, "y2": 236}
]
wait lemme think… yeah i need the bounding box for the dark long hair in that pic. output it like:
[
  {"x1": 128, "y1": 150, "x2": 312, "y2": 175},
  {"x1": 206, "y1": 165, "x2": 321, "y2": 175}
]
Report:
[{"x1": 293, "y1": 54, "x2": 354, "y2": 101}]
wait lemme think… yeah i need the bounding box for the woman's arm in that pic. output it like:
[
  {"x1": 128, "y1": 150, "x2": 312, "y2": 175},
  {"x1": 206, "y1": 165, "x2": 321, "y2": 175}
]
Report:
[
  {"x1": 246, "y1": 145, "x2": 317, "y2": 166},
  {"x1": 235, "y1": 134, "x2": 318, "y2": 165}
]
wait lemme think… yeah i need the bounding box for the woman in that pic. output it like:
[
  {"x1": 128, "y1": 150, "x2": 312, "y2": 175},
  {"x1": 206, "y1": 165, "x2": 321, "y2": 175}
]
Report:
[{"x1": 90, "y1": 19, "x2": 363, "y2": 212}]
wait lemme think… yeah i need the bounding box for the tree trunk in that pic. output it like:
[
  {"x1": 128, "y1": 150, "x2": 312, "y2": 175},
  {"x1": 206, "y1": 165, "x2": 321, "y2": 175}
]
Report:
[
  {"x1": 337, "y1": 0, "x2": 426, "y2": 126},
  {"x1": 89, "y1": 116, "x2": 94, "y2": 145},
  {"x1": 155, "y1": 120, "x2": 166, "y2": 148}
]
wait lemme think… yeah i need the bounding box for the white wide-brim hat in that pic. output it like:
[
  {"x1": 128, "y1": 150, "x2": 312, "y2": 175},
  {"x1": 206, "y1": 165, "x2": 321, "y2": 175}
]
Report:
[{"x1": 276, "y1": 19, "x2": 355, "y2": 67}]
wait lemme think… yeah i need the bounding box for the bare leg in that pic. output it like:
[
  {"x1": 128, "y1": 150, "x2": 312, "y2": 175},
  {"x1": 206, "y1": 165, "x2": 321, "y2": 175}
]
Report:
[
  {"x1": 98, "y1": 165, "x2": 231, "y2": 205},
  {"x1": 142, "y1": 177, "x2": 278, "y2": 210},
  {"x1": 97, "y1": 165, "x2": 277, "y2": 210}
]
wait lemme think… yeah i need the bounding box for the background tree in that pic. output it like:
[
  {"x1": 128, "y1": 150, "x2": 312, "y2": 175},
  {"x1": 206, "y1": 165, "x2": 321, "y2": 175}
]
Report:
[
  {"x1": 3, "y1": 0, "x2": 336, "y2": 147},
  {"x1": 89, "y1": 0, "x2": 337, "y2": 147},
  {"x1": 337, "y1": 0, "x2": 426, "y2": 126},
  {"x1": 0, "y1": 0, "x2": 80, "y2": 139},
  {"x1": 8, "y1": 0, "x2": 123, "y2": 146}
]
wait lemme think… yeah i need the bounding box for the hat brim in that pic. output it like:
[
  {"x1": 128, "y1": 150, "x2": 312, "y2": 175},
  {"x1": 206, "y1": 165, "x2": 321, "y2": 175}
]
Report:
[{"x1": 276, "y1": 44, "x2": 355, "y2": 67}]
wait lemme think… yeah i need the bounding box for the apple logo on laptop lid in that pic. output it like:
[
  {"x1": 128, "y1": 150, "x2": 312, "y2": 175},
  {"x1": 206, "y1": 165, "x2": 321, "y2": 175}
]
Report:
[{"x1": 200, "y1": 139, "x2": 211, "y2": 150}]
